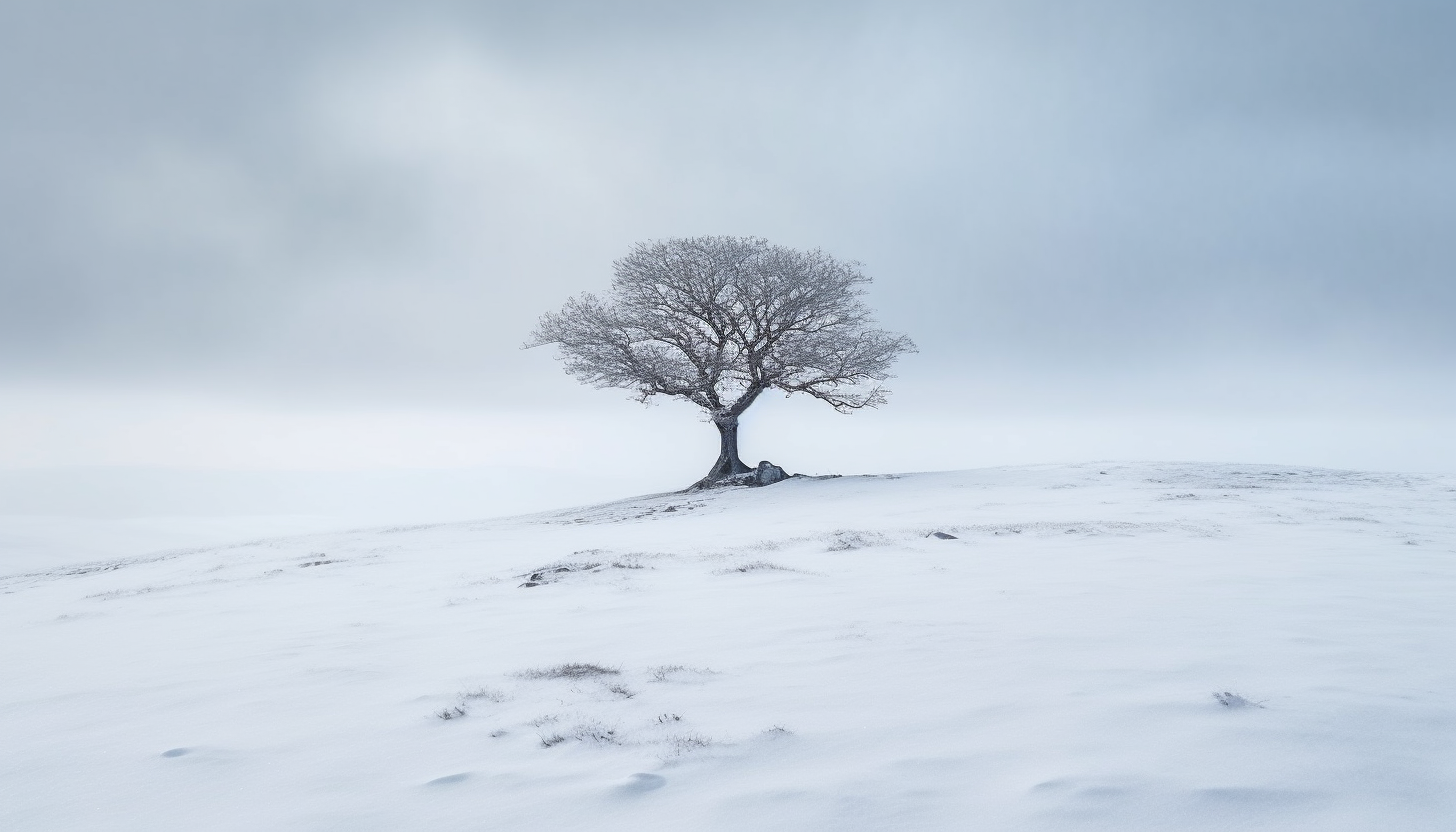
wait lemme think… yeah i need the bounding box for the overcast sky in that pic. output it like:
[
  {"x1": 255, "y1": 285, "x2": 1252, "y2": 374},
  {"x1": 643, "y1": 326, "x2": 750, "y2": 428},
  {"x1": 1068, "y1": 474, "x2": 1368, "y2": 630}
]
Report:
[{"x1": 2, "y1": 0, "x2": 1453, "y2": 519}]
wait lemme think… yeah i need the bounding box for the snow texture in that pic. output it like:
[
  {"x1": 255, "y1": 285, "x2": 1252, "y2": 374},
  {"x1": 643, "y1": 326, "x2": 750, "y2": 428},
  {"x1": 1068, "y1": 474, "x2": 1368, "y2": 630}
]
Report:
[{"x1": 3, "y1": 462, "x2": 1455, "y2": 830}]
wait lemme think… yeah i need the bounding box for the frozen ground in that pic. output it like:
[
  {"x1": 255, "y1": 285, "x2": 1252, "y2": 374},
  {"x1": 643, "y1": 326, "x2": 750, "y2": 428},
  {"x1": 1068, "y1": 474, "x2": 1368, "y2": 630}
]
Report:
[
  {"x1": 3, "y1": 462, "x2": 1454, "y2": 830},
  {"x1": 0, "y1": 514, "x2": 356, "y2": 575}
]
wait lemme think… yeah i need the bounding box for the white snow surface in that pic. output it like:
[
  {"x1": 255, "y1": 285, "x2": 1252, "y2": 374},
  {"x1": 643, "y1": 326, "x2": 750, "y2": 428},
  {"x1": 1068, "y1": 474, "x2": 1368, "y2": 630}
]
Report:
[{"x1": 4, "y1": 462, "x2": 1455, "y2": 830}]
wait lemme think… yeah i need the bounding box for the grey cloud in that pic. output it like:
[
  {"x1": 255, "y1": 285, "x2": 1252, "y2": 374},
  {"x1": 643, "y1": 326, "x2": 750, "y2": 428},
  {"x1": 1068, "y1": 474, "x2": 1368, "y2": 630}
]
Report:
[{"x1": 0, "y1": 0, "x2": 1451, "y2": 413}]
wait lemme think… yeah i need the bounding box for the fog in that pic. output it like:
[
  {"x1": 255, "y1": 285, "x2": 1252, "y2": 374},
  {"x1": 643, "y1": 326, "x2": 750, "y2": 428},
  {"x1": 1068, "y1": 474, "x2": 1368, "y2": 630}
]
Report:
[{"x1": 2, "y1": 1, "x2": 1452, "y2": 531}]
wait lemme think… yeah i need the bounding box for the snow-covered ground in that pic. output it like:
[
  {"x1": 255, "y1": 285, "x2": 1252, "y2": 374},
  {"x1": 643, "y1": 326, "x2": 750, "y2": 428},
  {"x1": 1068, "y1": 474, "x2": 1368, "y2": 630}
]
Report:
[
  {"x1": 0, "y1": 514, "x2": 356, "y2": 575},
  {"x1": 3, "y1": 462, "x2": 1454, "y2": 830}
]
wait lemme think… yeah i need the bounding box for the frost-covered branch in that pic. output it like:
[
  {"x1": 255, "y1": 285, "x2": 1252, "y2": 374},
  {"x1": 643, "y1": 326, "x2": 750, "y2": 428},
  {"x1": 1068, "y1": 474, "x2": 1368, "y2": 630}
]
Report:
[{"x1": 526, "y1": 236, "x2": 916, "y2": 482}]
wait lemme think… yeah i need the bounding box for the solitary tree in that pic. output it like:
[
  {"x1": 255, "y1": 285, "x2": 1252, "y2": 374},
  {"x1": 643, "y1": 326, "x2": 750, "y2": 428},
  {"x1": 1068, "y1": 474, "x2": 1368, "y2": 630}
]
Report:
[{"x1": 526, "y1": 236, "x2": 915, "y2": 488}]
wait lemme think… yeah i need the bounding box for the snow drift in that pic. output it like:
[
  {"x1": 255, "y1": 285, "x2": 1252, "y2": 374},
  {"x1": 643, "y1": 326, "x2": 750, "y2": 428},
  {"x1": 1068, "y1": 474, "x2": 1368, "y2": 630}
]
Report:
[{"x1": 3, "y1": 462, "x2": 1454, "y2": 830}]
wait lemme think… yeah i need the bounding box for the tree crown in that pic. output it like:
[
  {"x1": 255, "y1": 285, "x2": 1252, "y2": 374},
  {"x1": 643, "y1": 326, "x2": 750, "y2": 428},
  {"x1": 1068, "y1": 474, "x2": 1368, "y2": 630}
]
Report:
[{"x1": 527, "y1": 236, "x2": 915, "y2": 418}]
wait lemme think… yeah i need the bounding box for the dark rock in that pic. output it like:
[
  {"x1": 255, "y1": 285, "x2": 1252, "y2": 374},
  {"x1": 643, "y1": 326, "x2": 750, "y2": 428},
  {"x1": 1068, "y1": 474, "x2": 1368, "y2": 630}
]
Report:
[
  {"x1": 928, "y1": 531, "x2": 957, "y2": 540},
  {"x1": 753, "y1": 461, "x2": 789, "y2": 486}
]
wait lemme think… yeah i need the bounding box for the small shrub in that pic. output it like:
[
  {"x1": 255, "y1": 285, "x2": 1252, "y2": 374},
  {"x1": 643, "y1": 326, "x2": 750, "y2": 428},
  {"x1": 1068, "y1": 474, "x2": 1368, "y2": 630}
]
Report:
[
  {"x1": 715, "y1": 561, "x2": 792, "y2": 575},
  {"x1": 605, "y1": 684, "x2": 636, "y2": 699},
  {"x1": 650, "y1": 665, "x2": 687, "y2": 682},
  {"x1": 573, "y1": 723, "x2": 621, "y2": 744},
  {"x1": 540, "y1": 722, "x2": 622, "y2": 748},
  {"x1": 665, "y1": 734, "x2": 713, "y2": 756},
  {"x1": 827, "y1": 530, "x2": 888, "y2": 550},
  {"x1": 435, "y1": 705, "x2": 467, "y2": 720},
  {"x1": 649, "y1": 665, "x2": 716, "y2": 682},
  {"x1": 518, "y1": 663, "x2": 620, "y2": 680}
]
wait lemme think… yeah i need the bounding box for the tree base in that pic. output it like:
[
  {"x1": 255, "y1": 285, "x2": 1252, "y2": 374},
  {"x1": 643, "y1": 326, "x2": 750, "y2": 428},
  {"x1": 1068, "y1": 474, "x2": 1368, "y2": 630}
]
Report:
[{"x1": 689, "y1": 460, "x2": 791, "y2": 491}]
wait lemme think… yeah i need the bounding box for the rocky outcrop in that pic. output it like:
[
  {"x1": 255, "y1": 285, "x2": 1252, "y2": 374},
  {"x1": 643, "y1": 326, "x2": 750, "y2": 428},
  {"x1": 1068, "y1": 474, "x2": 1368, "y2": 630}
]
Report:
[{"x1": 691, "y1": 460, "x2": 791, "y2": 490}]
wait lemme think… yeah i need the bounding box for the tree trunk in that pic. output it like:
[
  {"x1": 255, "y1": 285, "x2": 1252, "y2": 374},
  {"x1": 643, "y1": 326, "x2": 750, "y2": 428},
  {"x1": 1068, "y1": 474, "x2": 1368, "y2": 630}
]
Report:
[{"x1": 704, "y1": 413, "x2": 752, "y2": 482}]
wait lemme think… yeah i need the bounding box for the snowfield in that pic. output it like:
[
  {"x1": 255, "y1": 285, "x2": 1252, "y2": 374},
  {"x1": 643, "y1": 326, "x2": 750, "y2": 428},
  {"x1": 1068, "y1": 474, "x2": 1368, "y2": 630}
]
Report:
[{"x1": 3, "y1": 462, "x2": 1455, "y2": 830}]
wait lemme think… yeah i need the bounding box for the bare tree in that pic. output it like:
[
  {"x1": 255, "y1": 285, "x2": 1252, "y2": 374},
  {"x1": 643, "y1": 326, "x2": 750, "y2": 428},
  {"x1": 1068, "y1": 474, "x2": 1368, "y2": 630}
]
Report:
[{"x1": 526, "y1": 236, "x2": 915, "y2": 488}]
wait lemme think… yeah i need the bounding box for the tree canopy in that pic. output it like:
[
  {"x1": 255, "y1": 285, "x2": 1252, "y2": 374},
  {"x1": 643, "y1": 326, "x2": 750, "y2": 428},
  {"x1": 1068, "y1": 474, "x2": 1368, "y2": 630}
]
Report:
[{"x1": 527, "y1": 236, "x2": 915, "y2": 484}]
